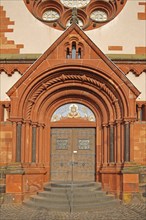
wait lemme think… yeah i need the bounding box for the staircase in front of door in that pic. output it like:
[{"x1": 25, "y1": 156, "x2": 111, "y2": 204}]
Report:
[{"x1": 23, "y1": 182, "x2": 120, "y2": 212}]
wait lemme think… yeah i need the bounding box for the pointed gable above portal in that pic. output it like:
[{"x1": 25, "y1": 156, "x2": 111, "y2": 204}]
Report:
[{"x1": 7, "y1": 23, "x2": 140, "y2": 98}]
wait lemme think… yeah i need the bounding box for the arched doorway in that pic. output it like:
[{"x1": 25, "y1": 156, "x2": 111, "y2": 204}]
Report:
[
  {"x1": 50, "y1": 103, "x2": 96, "y2": 182},
  {"x1": 6, "y1": 24, "x2": 140, "y2": 201}
]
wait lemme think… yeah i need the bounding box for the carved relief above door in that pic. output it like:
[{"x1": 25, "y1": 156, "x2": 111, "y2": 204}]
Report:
[{"x1": 51, "y1": 103, "x2": 96, "y2": 122}]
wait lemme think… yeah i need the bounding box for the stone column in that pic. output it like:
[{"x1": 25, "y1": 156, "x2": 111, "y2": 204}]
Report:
[
  {"x1": 124, "y1": 121, "x2": 130, "y2": 162},
  {"x1": 96, "y1": 125, "x2": 102, "y2": 178},
  {"x1": 137, "y1": 105, "x2": 142, "y2": 121},
  {"x1": 0, "y1": 103, "x2": 4, "y2": 121},
  {"x1": 24, "y1": 121, "x2": 31, "y2": 163},
  {"x1": 36, "y1": 124, "x2": 39, "y2": 163},
  {"x1": 130, "y1": 120, "x2": 135, "y2": 161},
  {"x1": 3, "y1": 102, "x2": 10, "y2": 121},
  {"x1": 44, "y1": 126, "x2": 50, "y2": 164},
  {"x1": 136, "y1": 102, "x2": 146, "y2": 121},
  {"x1": 109, "y1": 123, "x2": 114, "y2": 162},
  {"x1": 142, "y1": 104, "x2": 146, "y2": 120},
  {"x1": 38, "y1": 124, "x2": 44, "y2": 164},
  {"x1": 32, "y1": 123, "x2": 37, "y2": 163},
  {"x1": 102, "y1": 124, "x2": 108, "y2": 166},
  {"x1": 116, "y1": 120, "x2": 122, "y2": 163},
  {"x1": 121, "y1": 122, "x2": 125, "y2": 163},
  {"x1": 21, "y1": 122, "x2": 25, "y2": 163},
  {"x1": 12, "y1": 121, "x2": 17, "y2": 162},
  {"x1": 16, "y1": 122, "x2": 22, "y2": 162}
]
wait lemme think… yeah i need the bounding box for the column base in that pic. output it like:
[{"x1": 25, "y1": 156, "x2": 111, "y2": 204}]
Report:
[
  {"x1": 122, "y1": 163, "x2": 140, "y2": 203},
  {"x1": 5, "y1": 163, "x2": 49, "y2": 203}
]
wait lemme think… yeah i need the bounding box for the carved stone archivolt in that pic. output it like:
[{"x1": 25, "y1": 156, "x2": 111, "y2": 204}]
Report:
[{"x1": 25, "y1": 73, "x2": 121, "y2": 120}]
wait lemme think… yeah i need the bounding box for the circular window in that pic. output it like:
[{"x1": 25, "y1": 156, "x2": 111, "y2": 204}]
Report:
[
  {"x1": 24, "y1": 0, "x2": 128, "y2": 30},
  {"x1": 42, "y1": 10, "x2": 60, "y2": 21},
  {"x1": 90, "y1": 10, "x2": 108, "y2": 22},
  {"x1": 60, "y1": 0, "x2": 90, "y2": 8}
]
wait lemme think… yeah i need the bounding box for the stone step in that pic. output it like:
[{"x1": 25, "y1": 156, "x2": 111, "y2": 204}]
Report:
[
  {"x1": 38, "y1": 190, "x2": 107, "y2": 200},
  {"x1": 35, "y1": 192, "x2": 115, "y2": 204},
  {"x1": 23, "y1": 199, "x2": 70, "y2": 212},
  {"x1": 45, "y1": 182, "x2": 101, "y2": 189},
  {"x1": 23, "y1": 182, "x2": 120, "y2": 212},
  {"x1": 48, "y1": 182, "x2": 101, "y2": 188},
  {"x1": 43, "y1": 188, "x2": 104, "y2": 197},
  {"x1": 31, "y1": 195, "x2": 69, "y2": 205},
  {"x1": 44, "y1": 185, "x2": 102, "y2": 193},
  {"x1": 23, "y1": 197, "x2": 119, "y2": 212}
]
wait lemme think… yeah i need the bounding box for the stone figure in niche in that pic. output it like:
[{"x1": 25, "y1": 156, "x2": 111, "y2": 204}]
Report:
[{"x1": 67, "y1": 104, "x2": 80, "y2": 118}]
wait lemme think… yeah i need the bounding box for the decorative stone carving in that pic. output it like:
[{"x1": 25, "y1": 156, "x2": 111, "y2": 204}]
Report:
[
  {"x1": 23, "y1": 0, "x2": 128, "y2": 30},
  {"x1": 51, "y1": 103, "x2": 96, "y2": 122},
  {"x1": 25, "y1": 73, "x2": 121, "y2": 120}
]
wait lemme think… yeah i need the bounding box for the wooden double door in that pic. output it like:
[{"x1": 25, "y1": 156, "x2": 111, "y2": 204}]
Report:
[{"x1": 51, "y1": 128, "x2": 95, "y2": 182}]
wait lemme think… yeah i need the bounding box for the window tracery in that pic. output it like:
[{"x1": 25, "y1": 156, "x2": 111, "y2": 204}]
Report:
[
  {"x1": 23, "y1": 0, "x2": 127, "y2": 31},
  {"x1": 65, "y1": 40, "x2": 83, "y2": 59}
]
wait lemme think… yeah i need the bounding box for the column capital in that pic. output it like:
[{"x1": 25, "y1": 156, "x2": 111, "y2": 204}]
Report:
[
  {"x1": 102, "y1": 123, "x2": 108, "y2": 127},
  {"x1": 23, "y1": 120, "x2": 32, "y2": 125},
  {"x1": 31, "y1": 122, "x2": 38, "y2": 127},
  {"x1": 108, "y1": 121, "x2": 115, "y2": 126},
  {"x1": 37, "y1": 123, "x2": 45, "y2": 128},
  {"x1": 9, "y1": 118, "x2": 23, "y2": 123},
  {"x1": 115, "y1": 119, "x2": 122, "y2": 124},
  {"x1": 136, "y1": 101, "x2": 146, "y2": 108},
  {"x1": 17, "y1": 121, "x2": 23, "y2": 125},
  {"x1": 3, "y1": 102, "x2": 11, "y2": 108},
  {"x1": 123, "y1": 117, "x2": 136, "y2": 123}
]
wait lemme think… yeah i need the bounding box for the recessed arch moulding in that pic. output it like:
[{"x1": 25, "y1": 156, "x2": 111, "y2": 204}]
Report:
[{"x1": 10, "y1": 65, "x2": 136, "y2": 123}]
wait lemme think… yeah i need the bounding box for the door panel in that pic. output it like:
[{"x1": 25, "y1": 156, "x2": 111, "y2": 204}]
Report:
[
  {"x1": 51, "y1": 128, "x2": 72, "y2": 182},
  {"x1": 51, "y1": 128, "x2": 95, "y2": 182}
]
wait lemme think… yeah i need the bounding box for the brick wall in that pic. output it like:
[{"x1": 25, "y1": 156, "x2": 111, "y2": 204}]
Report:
[
  {"x1": 0, "y1": 122, "x2": 13, "y2": 165},
  {"x1": 133, "y1": 122, "x2": 146, "y2": 165},
  {"x1": 138, "y1": 2, "x2": 146, "y2": 20},
  {"x1": 0, "y1": 6, "x2": 24, "y2": 54}
]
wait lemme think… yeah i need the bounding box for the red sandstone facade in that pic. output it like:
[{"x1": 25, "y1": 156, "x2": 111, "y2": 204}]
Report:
[{"x1": 0, "y1": 24, "x2": 146, "y2": 203}]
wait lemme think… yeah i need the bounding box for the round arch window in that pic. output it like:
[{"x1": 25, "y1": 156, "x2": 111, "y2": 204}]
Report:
[{"x1": 60, "y1": 0, "x2": 90, "y2": 8}]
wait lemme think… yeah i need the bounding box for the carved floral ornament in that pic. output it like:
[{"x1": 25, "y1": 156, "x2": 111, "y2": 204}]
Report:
[
  {"x1": 24, "y1": 0, "x2": 127, "y2": 30},
  {"x1": 25, "y1": 73, "x2": 121, "y2": 120}
]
